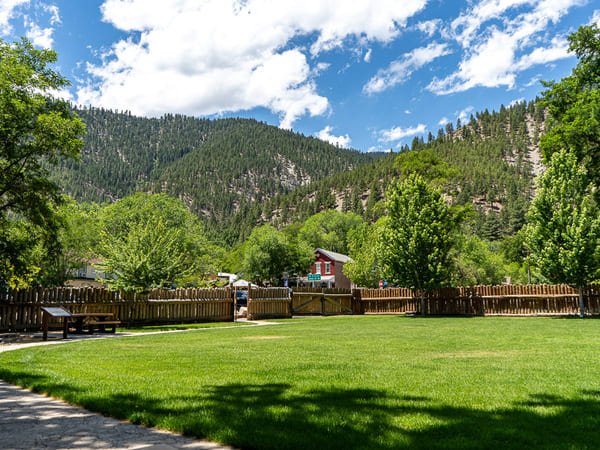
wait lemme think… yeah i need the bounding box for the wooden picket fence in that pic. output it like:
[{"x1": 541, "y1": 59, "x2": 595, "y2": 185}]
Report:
[
  {"x1": 1, "y1": 284, "x2": 599, "y2": 332},
  {"x1": 292, "y1": 288, "x2": 354, "y2": 315},
  {"x1": 356, "y1": 287, "x2": 417, "y2": 314},
  {"x1": 0, "y1": 287, "x2": 234, "y2": 331},
  {"x1": 359, "y1": 284, "x2": 600, "y2": 316},
  {"x1": 247, "y1": 287, "x2": 291, "y2": 320}
]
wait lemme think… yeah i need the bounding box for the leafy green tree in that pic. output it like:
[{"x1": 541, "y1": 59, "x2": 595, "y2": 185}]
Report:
[
  {"x1": 298, "y1": 210, "x2": 363, "y2": 255},
  {"x1": 380, "y1": 174, "x2": 460, "y2": 313},
  {"x1": 98, "y1": 219, "x2": 196, "y2": 292},
  {"x1": 97, "y1": 193, "x2": 215, "y2": 291},
  {"x1": 242, "y1": 224, "x2": 312, "y2": 285},
  {"x1": 0, "y1": 219, "x2": 44, "y2": 288},
  {"x1": 0, "y1": 38, "x2": 85, "y2": 287},
  {"x1": 452, "y1": 232, "x2": 528, "y2": 286},
  {"x1": 525, "y1": 150, "x2": 600, "y2": 317},
  {"x1": 343, "y1": 219, "x2": 386, "y2": 288},
  {"x1": 540, "y1": 24, "x2": 600, "y2": 187}
]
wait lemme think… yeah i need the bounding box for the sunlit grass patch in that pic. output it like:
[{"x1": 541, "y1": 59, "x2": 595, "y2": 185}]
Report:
[{"x1": 1, "y1": 316, "x2": 599, "y2": 449}]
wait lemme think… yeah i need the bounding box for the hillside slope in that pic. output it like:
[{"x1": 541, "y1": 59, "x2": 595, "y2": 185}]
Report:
[
  {"x1": 52, "y1": 107, "x2": 382, "y2": 227},
  {"x1": 222, "y1": 100, "x2": 546, "y2": 243}
]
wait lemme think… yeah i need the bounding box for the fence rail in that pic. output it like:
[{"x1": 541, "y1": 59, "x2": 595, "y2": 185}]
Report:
[
  {"x1": 292, "y1": 288, "x2": 354, "y2": 315},
  {"x1": 0, "y1": 287, "x2": 235, "y2": 331},
  {"x1": 359, "y1": 284, "x2": 600, "y2": 316},
  {"x1": 1, "y1": 284, "x2": 599, "y2": 332},
  {"x1": 247, "y1": 287, "x2": 291, "y2": 320}
]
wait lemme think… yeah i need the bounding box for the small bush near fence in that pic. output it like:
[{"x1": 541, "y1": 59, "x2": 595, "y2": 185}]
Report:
[{"x1": 1, "y1": 284, "x2": 599, "y2": 332}]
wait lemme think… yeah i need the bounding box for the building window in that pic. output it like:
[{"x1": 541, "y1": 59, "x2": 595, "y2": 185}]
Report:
[
  {"x1": 315, "y1": 262, "x2": 322, "y2": 274},
  {"x1": 325, "y1": 262, "x2": 331, "y2": 274}
]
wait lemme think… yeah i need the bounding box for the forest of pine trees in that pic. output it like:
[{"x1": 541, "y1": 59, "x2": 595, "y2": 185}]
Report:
[
  {"x1": 50, "y1": 100, "x2": 545, "y2": 246},
  {"x1": 221, "y1": 99, "x2": 546, "y2": 245}
]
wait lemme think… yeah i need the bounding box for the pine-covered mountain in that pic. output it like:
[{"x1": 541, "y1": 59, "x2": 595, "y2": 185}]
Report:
[
  {"x1": 223, "y1": 100, "x2": 547, "y2": 243},
  {"x1": 54, "y1": 101, "x2": 546, "y2": 245},
  {"x1": 52, "y1": 107, "x2": 383, "y2": 240}
]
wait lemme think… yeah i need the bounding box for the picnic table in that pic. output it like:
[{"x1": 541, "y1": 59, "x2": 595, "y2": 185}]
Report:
[
  {"x1": 41, "y1": 307, "x2": 120, "y2": 340},
  {"x1": 70, "y1": 312, "x2": 118, "y2": 334}
]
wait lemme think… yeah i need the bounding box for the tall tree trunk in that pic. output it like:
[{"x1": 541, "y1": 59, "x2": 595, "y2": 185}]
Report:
[{"x1": 579, "y1": 285, "x2": 585, "y2": 319}]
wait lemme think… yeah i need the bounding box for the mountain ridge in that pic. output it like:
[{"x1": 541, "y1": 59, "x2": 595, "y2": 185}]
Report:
[{"x1": 53, "y1": 100, "x2": 546, "y2": 245}]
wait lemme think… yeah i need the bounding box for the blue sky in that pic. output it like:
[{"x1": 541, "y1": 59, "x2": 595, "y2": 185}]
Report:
[{"x1": 2, "y1": 0, "x2": 598, "y2": 152}]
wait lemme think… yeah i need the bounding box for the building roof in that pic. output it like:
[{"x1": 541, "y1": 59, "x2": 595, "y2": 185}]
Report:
[
  {"x1": 232, "y1": 279, "x2": 258, "y2": 287},
  {"x1": 316, "y1": 248, "x2": 352, "y2": 263}
]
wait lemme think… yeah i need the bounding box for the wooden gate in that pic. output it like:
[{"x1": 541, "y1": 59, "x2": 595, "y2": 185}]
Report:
[
  {"x1": 292, "y1": 288, "x2": 353, "y2": 315},
  {"x1": 247, "y1": 288, "x2": 291, "y2": 320}
]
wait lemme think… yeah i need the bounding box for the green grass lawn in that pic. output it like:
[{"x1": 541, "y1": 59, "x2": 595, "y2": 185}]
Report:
[
  {"x1": 1, "y1": 316, "x2": 599, "y2": 449},
  {"x1": 119, "y1": 320, "x2": 255, "y2": 333}
]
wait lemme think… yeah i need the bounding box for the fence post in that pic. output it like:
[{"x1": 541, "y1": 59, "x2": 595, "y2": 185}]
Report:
[{"x1": 352, "y1": 289, "x2": 363, "y2": 315}]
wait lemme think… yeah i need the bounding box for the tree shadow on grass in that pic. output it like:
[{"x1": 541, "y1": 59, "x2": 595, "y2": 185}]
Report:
[
  {"x1": 191, "y1": 385, "x2": 600, "y2": 449},
  {"x1": 1, "y1": 367, "x2": 599, "y2": 450}
]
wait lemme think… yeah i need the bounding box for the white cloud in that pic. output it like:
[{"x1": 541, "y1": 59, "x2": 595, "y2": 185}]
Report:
[
  {"x1": 404, "y1": 109, "x2": 411, "y2": 114},
  {"x1": 592, "y1": 10, "x2": 600, "y2": 26},
  {"x1": 0, "y1": 0, "x2": 28, "y2": 35},
  {"x1": 457, "y1": 106, "x2": 474, "y2": 122},
  {"x1": 316, "y1": 126, "x2": 352, "y2": 148},
  {"x1": 450, "y1": 0, "x2": 534, "y2": 48},
  {"x1": 25, "y1": 16, "x2": 54, "y2": 48},
  {"x1": 514, "y1": 37, "x2": 570, "y2": 70},
  {"x1": 438, "y1": 116, "x2": 450, "y2": 126},
  {"x1": 363, "y1": 42, "x2": 451, "y2": 95},
  {"x1": 1, "y1": 2, "x2": 61, "y2": 48},
  {"x1": 312, "y1": 62, "x2": 331, "y2": 76},
  {"x1": 429, "y1": 0, "x2": 584, "y2": 95},
  {"x1": 378, "y1": 123, "x2": 426, "y2": 142},
  {"x1": 429, "y1": 30, "x2": 517, "y2": 94},
  {"x1": 367, "y1": 146, "x2": 392, "y2": 153},
  {"x1": 364, "y1": 48, "x2": 372, "y2": 63},
  {"x1": 509, "y1": 97, "x2": 525, "y2": 106},
  {"x1": 80, "y1": 0, "x2": 426, "y2": 128},
  {"x1": 416, "y1": 19, "x2": 441, "y2": 37},
  {"x1": 42, "y1": 3, "x2": 60, "y2": 25}
]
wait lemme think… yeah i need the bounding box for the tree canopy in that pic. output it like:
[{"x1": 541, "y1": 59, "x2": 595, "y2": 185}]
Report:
[
  {"x1": 540, "y1": 24, "x2": 600, "y2": 187},
  {"x1": 242, "y1": 224, "x2": 312, "y2": 285},
  {"x1": 297, "y1": 210, "x2": 364, "y2": 255},
  {"x1": 0, "y1": 38, "x2": 85, "y2": 287},
  {"x1": 343, "y1": 219, "x2": 386, "y2": 288},
  {"x1": 97, "y1": 193, "x2": 215, "y2": 292},
  {"x1": 525, "y1": 150, "x2": 600, "y2": 288},
  {"x1": 379, "y1": 174, "x2": 460, "y2": 292}
]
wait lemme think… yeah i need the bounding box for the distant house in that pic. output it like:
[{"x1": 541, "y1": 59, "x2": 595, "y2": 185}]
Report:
[
  {"x1": 304, "y1": 248, "x2": 353, "y2": 289},
  {"x1": 218, "y1": 272, "x2": 239, "y2": 285},
  {"x1": 71, "y1": 259, "x2": 105, "y2": 281},
  {"x1": 66, "y1": 259, "x2": 107, "y2": 288}
]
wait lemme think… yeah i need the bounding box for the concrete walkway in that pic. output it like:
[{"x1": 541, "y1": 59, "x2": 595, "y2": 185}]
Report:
[
  {"x1": 0, "y1": 326, "x2": 263, "y2": 450},
  {"x1": 0, "y1": 381, "x2": 232, "y2": 449}
]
